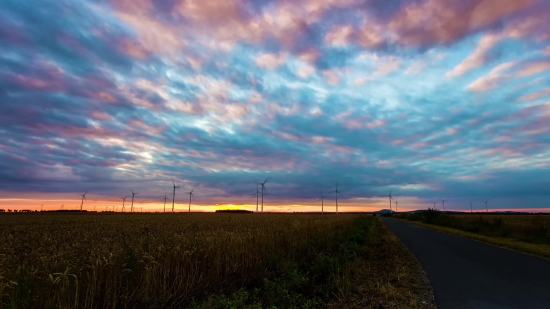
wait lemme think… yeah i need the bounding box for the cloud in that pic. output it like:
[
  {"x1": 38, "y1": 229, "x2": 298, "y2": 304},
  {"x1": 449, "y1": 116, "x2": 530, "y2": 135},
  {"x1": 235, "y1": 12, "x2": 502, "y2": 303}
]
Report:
[
  {"x1": 255, "y1": 52, "x2": 287, "y2": 69},
  {"x1": 374, "y1": 56, "x2": 401, "y2": 75},
  {"x1": 517, "y1": 61, "x2": 550, "y2": 77},
  {"x1": 468, "y1": 61, "x2": 516, "y2": 92},
  {"x1": 446, "y1": 33, "x2": 502, "y2": 78},
  {"x1": 1, "y1": 0, "x2": 550, "y2": 211}
]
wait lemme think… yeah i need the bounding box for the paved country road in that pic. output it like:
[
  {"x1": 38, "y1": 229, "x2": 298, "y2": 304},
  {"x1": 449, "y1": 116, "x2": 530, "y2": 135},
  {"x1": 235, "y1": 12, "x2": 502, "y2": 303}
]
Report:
[{"x1": 381, "y1": 218, "x2": 550, "y2": 309}]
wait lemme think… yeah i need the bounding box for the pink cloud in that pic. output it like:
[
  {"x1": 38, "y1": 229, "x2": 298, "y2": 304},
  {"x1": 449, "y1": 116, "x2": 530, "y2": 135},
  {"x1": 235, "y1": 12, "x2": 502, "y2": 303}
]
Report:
[
  {"x1": 323, "y1": 70, "x2": 340, "y2": 85},
  {"x1": 468, "y1": 61, "x2": 516, "y2": 92},
  {"x1": 325, "y1": 24, "x2": 354, "y2": 46},
  {"x1": 405, "y1": 60, "x2": 424, "y2": 75},
  {"x1": 516, "y1": 61, "x2": 550, "y2": 77},
  {"x1": 299, "y1": 49, "x2": 320, "y2": 63},
  {"x1": 374, "y1": 56, "x2": 401, "y2": 75},
  {"x1": 343, "y1": 117, "x2": 385, "y2": 130},
  {"x1": 118, "y1": 39, "x2": 149, "y2": 59},
  {"x1": 115, "y1": 10, "x2": 186, "y2": 55},
  {"x1": 175, "y1": 0, "x2": 244, "y2": 24},
  {"x1": 354, "y1": 77, "x2": 370, "y2": 85},
  {"x1": 93, "y1": 92, "x2": 118, "y2": 104},
  {"x1": 311, "y1": 136, "x2": 331, "y2": 143},
  {"x1": 297, "y1": 64, "x2": 315, "y2": 78},
  {"x1": 447, "y1": 128, "x2": 458, "y2": 135},
  {"x1": 90, "y1": 111, "x2": 113, "y2": 121},
  {"x1": 255, "y1": 53, "x2": 287, "y2": 69},
  {"x1": 388, "y1": 0, "x2": 535, "y2": 47},
  {"x1": 446, "y1": 33, "x2": 502, "y2": 78},
  {"x1": 518, "y1": 88, "x2": 550, "y2": 101},
  {"x1": 357, "y1": 22, "x2": 384, "y2": 48}
]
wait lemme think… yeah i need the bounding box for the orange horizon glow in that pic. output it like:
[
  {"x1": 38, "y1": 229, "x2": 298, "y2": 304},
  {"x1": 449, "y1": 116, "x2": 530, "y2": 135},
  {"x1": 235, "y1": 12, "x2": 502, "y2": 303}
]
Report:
[{"x1": 1, "y1": 198, "x2": 549, "y2": 214}]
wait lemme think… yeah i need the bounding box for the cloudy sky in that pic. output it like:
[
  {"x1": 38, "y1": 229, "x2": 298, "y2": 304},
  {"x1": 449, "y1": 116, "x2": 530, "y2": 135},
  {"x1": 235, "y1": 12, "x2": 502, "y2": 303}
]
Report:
[{"x1": 1, "y1": 0, "x2": 549, "y2": 212}]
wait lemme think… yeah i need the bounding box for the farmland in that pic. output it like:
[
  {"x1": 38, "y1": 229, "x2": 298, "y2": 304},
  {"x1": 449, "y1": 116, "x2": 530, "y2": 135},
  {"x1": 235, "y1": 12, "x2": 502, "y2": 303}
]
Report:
[
  {"x1": 0, "y1": 213, "x2": 432, "y2": 309},
  {"x1": 395, "y1": 210, "x2": 550, "y2": 258}
]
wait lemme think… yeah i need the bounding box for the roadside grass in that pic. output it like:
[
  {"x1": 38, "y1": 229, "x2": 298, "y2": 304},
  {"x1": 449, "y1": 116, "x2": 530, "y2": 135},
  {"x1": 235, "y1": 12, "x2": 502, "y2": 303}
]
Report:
[
  {"x1": 327, "y1": 218, "x2": 435, "y2": 309},
  {"x1": 394, "y1": 210, "x2": 550, "y2": 260}
]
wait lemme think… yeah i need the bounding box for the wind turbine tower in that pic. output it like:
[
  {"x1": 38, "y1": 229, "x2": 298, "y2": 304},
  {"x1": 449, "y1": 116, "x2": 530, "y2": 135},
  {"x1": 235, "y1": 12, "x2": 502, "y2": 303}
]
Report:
[
  {"x1": 188, "y1": 189, "x2": 194, "y2": 213},
  {"x1": 163, "y1": 194, "x2": 168, "y2": 213},
  {"x1": 80, "y1": 191, "x2": 88, "y2": 211},
  {"x1": 258, "y1": 177, "x2": 269, "y2": 213},
  {"x1": 254, "y1": 185, "x2": 260, "y2": 212},
  {"x1": 395, "y1": 199, "x2": 399, "y2": 212},
  {"x1": 470, "y1": 201, "x2": 473, "y2": 213},
  {"x1": 131, "y1": 190, "x2": 138, "y2": 213},
  {"x1": 331, "y1": 184, "x2": 341, "y2": 214},
  {"x1": 485, "y1": 199, "x2": 490, "y2": 213},
  {"x1": 441, "y1": 199, "x2": 446, "y2": 212},
  {"x1": 432, "y1": 202, "x2": 437, "y2": 210},
  {"x1": 318, "y1": 192, "x2": 326, "y2": 214},
  {"x1": 172, "y1": 182, "x2": 180, "y2": 213},
  {"x1": 388, "y1": 191, "x2": 393, "y2": 211},
  {"x1": 122, "y1": 196, "x2": 127, "y2": 212}
]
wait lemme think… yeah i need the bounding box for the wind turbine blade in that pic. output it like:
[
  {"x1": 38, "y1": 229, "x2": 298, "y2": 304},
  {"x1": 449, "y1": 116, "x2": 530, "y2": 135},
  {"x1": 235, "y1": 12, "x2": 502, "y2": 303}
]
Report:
[{"x1": 264, "y1": 177, "x2": 270, "y2": 184}]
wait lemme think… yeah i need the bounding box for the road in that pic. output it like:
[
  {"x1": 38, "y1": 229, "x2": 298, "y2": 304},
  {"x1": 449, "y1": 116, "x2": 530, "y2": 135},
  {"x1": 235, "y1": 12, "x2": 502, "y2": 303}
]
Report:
[{"x1": 381, "y1": 218, "x2": 550, "y2": 309}]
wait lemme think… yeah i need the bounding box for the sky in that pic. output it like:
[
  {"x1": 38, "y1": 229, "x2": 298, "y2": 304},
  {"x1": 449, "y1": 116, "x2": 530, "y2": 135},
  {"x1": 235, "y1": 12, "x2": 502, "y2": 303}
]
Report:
[{"x1": 1, "y1": 0, "x2": 550, "y2": 213}]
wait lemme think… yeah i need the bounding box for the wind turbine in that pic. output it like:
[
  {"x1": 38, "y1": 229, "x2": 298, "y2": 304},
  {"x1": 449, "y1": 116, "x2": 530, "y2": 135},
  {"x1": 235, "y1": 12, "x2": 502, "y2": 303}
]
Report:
[
  {"x1": 485, "y1": 199, "x2": 490, "y2": 213},
  {"x1": 163, "y1": 194, "x2": 168, "y2": 213},
  {"x1": 470, "y1": 201, "x2": 473, "y2": 213},
  {"x1": 395, "y1": 199, "x2": 399, "y2": 213},
  {"x1": 131, "y1": 190, "x2": 138, "y2": 213},
  {"x1": 172, "y1": 182, "x2": 180, "y2": 213},
  {"x1": 330, "y1": 183, "x2": 341, "y2": 214},
  {"x1": 441, "y1": 199, "x2": 446, "y2": 212},
  {"x1": 122, "y1": 196, "x2": 127, "y2": 212},
  {"x1": 40, "y1": 205, "x2": 43, "y2": 212},
  {"x1": 187, "y1": 189, "x2": 194, "y2": 213},
  {"x1": 257, "y1": 177, "x2": 269, "y2": 213},
  {"x1": 432, "y1": 202, "x2": 437, "y2": 210},
  {"x1": 318, "y1": 192, "x2": 326, "y2": 214},
  {"x1": 388, "y1": 191, "x2": 393, "y2": 211},
  {"x1": 61, "y1": 205, "x2": 64, "y2": 210},
  {"x1": 94, "y1": 205, "x2": 97, "y2": 212},
  {"x1": 254, "y1": 185, "x2": 261, "y2": 212},
  {"x1": 80, "y1": 191, "x2": 88, "y2": 211}
]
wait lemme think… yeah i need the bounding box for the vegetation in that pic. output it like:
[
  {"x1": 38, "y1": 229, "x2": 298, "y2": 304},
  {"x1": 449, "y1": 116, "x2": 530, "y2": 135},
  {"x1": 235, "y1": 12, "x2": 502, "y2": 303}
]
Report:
[
  {"x1": 0, "y1": 213, "x2": 432, "y2": 309},
  {"x1": 214, "y1": 210, "x2": 253, "y2": 213},
  {"x1": 395, "y1": 209, "x2": 550, "y2": 258}
]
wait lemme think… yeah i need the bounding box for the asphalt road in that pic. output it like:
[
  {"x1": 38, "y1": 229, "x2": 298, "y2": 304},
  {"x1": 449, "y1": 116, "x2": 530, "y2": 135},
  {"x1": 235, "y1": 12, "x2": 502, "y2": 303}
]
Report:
[{"x1": 381, "y1": 218, "x2": 550, "y2": 309}]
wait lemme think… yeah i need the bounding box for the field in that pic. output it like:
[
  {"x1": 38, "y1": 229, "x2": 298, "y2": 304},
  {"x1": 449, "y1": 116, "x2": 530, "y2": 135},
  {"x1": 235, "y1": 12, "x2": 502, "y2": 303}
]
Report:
[
  {"x1": 396, "y1": 210, "x2": 550, "y2": 257},
  {"x1": 0, "y1": 213, "x2": 433, "y2": 309}
]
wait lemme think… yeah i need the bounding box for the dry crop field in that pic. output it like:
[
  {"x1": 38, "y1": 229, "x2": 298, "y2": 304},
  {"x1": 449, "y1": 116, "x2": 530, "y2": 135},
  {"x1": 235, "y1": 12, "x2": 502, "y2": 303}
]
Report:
[
  {"x1": 451, "y1": 214, "x2": 550, "y2": 243},
  {"x1": 0, "y1": 213, "x2": 388, "y2": 309},
  {"x1": 399, "y1": 211, "x2": 550, "y2": 245}
]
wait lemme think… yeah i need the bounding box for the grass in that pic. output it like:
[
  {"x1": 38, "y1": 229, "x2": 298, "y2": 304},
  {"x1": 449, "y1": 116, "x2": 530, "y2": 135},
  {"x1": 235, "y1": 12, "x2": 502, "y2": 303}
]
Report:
[
  {"x1": 0, "y1": 213, "x2": 433, "y2": 308},
  {"x1": 326, "y1": 218, "x2": 435, "y2": 309},
  {"x1": 394, "y1": 209, "x2": 550, "y2": 259}
]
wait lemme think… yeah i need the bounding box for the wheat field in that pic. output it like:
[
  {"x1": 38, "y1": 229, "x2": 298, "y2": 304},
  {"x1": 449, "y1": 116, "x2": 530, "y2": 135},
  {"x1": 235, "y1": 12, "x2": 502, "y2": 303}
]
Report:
[{"x1": 0, "y1": 213, "x2": 364, "y2": 309}]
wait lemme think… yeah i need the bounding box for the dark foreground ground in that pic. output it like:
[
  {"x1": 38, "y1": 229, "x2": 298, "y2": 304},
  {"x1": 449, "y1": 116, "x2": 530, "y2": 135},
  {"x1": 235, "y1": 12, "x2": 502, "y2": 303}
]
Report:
[{"x1": 382, "y1": 218, "x2": 550, "y2": 309}]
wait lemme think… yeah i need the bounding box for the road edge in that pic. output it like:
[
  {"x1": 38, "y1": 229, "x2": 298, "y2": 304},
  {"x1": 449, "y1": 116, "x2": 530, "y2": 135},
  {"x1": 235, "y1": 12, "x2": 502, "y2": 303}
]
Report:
[{"x1": 379, "y1": 218, "x2": 437, "y2": 309}]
